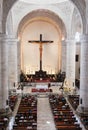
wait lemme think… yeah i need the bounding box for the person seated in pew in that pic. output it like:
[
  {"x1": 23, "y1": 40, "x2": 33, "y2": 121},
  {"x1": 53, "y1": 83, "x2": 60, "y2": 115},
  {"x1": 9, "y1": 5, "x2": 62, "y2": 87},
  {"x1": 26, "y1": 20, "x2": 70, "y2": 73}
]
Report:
[
  {"x1": 26, "y1": 126, "x2": 33, "y2": 129},
  {"x1": 65, "y1": 103, "x2": 69, "y2": 109}
]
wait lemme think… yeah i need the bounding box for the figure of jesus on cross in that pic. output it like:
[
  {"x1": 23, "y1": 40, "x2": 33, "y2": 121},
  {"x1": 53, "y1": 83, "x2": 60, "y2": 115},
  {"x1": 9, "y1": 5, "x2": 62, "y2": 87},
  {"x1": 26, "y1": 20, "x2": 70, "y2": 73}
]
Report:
[{"x1": 28, "y1": 34, "x2": 53, "y2": 71}]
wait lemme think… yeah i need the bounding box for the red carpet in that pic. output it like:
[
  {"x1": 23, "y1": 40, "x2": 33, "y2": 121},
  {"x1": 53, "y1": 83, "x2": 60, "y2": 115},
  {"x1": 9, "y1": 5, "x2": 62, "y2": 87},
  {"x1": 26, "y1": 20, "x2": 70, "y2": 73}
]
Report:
[{"x1": 32, "y1": 88, "x2": 52, "y2": 92}]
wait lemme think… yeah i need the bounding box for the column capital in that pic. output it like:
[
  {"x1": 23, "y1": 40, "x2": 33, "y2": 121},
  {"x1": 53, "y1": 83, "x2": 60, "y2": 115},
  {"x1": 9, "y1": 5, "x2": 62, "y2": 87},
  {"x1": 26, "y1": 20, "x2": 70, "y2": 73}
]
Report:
[
  {"x1": 0, "y1": 34, "x2": 18, "y2": 45},
  {"x1": 0, "y1": 33, "x2": 7, "y2": 39},
  {"x1": 5, "y1": 35, "x2": 18, "y2": 43},
  {"x1": 62, "y1": 40, "x2": 66, "y2": 45},
  {"x1": 66, "y1": 36, "x2": 75, "y2": 42},
  {"x1": 0, "y1": 33, "x2": 18, "y2": 41},
  {"x1": 80, "y1": 34, "x2": 88, "y2": 42}
]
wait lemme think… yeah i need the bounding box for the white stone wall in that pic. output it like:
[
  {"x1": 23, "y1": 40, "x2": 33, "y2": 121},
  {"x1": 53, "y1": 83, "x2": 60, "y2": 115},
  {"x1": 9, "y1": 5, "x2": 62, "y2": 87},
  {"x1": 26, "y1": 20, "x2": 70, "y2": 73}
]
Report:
[
  {"x1": 8, "y1": 36, "x2": 18, "y2": 89},
  {"x1": 6, "y1": 11, "x2": 14, "y2": 35}
]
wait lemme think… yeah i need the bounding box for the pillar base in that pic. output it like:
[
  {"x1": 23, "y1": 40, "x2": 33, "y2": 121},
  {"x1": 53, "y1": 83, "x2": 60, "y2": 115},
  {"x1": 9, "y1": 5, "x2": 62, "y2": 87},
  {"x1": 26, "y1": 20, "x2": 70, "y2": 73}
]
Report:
[
  {"x1": 76, "y1": 105, "x2": 88, "y2": 116},
  {"x1": 0, "y1": 107, "x2": 12, "y2": 117}
]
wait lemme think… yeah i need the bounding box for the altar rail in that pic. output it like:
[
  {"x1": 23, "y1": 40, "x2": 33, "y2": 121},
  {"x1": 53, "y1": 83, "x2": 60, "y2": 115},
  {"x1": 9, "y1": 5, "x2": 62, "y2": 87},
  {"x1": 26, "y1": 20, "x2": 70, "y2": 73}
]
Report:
[{"x1": 22, "y1": 82, "x2": 62, "y2": 87}]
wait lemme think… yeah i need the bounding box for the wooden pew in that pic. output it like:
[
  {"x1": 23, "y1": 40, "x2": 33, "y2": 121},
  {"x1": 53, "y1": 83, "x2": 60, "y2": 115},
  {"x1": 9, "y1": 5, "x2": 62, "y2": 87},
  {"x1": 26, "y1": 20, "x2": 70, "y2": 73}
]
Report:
[
  {"x1": 49, "y1": 94, "x2": 82, "y2": 130},
  {"x1": 12, "y1": 95, "x2": 37, "y2": 130},
  {"x1": 56, "y1": 125, "x2": 82, "y2": 130}
]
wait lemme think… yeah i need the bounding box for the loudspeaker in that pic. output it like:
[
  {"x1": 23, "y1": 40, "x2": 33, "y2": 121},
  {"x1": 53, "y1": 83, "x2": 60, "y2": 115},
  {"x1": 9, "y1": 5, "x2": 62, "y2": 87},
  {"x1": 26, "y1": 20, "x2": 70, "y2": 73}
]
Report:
[
  {"x1": 75, "y1": 55, "x2": 79, "y2": 62},
  {"x1": 6, "y1": 99, "x2": 9, "y2": 105},
  {"x1": 80, "y1": 98, "x2": 82, "y2": 104}
]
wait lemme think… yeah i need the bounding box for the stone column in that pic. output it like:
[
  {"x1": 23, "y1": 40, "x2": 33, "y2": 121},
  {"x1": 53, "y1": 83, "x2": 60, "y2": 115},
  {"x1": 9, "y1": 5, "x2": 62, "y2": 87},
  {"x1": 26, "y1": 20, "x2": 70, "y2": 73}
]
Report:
[
  {"x1": 77, "y1": 34, "x2": 88, "y2": 115},
  {"x1": 0, "y1": 33, "x2": 11, "y2": 116},
  {"x1": 61, "y1": 40, "x2": 66, "y2": 72},
  {"x1": 17, "y1": 40, "x2": 21, "y2": 82},
  {"x1": 75, "y1": 42, "x2": 80, "y2": 80},
  {"x1": 8, "y1": 35, "x2": 19, "y2": 89},
  {"x1": 66, "y1": 37, "x2": 76, "y2": 91}
]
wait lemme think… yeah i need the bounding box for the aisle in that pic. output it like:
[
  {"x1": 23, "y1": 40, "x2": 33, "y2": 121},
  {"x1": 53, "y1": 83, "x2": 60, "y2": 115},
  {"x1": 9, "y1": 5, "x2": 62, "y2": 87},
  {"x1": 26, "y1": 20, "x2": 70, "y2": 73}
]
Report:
[
  {"x1": 37, "y1": 96, "x2": 56, "y2": 130},
  {"x1": 66, "y1": 97, "x2": 86, "y2": 130},
  {"x1": 7, "y1": 95, "x2": 21, "y2": 130}
]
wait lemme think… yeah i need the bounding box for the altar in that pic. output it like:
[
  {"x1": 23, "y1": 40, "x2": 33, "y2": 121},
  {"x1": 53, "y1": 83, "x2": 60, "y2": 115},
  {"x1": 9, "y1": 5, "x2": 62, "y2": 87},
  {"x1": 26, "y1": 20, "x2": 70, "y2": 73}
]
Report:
[
  {"x1": 36, "y1": 83, "x2": 48, "y2": 89},
  {"x1": 31, "y1": 82, "x2": 52, "y2": 93}
]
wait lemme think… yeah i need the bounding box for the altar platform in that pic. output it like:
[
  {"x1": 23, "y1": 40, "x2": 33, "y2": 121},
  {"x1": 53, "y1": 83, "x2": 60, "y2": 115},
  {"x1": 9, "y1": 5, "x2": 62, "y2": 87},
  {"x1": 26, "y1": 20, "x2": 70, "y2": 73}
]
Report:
[
  {"x1": 34, "y1": 79, "x2": 50, "y2": 83},
  {"x1": 31, "y1": 88, "x2": 52, "y2": 93}
]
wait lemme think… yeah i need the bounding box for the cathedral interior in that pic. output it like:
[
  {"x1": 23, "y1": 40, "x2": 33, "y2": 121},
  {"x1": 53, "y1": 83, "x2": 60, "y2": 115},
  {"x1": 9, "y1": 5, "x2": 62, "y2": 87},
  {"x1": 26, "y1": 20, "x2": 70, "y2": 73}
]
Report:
[{"x1": 0, "y1": 0, "x2": 88, "y2": 130}]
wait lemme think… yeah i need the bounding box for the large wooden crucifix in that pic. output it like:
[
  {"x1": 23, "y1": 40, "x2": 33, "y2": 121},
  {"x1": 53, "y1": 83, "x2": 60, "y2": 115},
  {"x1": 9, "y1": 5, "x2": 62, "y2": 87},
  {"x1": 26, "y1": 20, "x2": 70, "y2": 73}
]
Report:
[{"x1": 28, "y1": 34, "x2": 53, "y2": 71}]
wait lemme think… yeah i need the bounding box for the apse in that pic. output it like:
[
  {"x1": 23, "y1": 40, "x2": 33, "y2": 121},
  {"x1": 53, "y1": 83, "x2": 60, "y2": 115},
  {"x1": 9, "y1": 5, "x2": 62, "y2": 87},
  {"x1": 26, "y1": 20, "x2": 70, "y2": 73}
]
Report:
[{"x1": 21, "y1": 18, "x2": 61, "y2": 74}]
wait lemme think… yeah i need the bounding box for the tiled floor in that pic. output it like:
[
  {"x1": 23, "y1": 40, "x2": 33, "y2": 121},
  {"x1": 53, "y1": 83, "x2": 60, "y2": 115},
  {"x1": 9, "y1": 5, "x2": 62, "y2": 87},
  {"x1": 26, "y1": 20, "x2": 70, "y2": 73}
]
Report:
[{"x1": 7, "y1": 85, "x2": 86, "y2": 130}]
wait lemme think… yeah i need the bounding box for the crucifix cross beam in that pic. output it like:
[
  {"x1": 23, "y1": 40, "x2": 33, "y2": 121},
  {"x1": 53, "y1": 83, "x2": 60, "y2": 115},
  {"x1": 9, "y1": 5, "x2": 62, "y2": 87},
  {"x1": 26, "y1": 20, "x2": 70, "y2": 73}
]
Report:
[{"x1": 28, "y1": 34, "x2": 53, "y2": 71}]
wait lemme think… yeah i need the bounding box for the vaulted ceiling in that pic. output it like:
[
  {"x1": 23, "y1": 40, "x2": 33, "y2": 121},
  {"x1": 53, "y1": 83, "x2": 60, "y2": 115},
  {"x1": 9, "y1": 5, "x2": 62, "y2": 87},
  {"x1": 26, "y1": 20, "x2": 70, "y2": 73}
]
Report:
[
  {"x1": 0, "y1": 0, "x2": 85, "y2": 35},
  {"x1": 5, "y1": 0, "x2": 83, "y2": 37}
]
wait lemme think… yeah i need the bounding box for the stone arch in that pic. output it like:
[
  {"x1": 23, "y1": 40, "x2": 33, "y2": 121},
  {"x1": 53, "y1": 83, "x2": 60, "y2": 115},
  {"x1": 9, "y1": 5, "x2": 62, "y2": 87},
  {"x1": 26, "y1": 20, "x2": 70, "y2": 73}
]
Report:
[
  {"x1": 17, "y1": 9, "x2": 66, "y2": 39},
  {"x1": 71, "y1": 7, "x2": 83, "y2": 36},
  {"x1": 71, "y1": 0, "x2": 86, "y2": 33},
  {"x1": 2, "y1": 0, "x2": 86, "y2": 34},
  {"x1": 17, "y1": 9, "x2": 66, "y2": 73}
]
